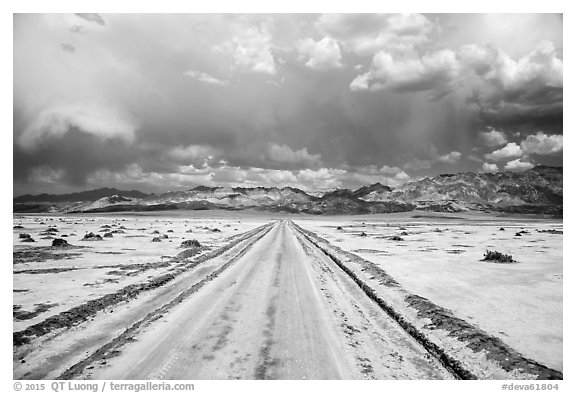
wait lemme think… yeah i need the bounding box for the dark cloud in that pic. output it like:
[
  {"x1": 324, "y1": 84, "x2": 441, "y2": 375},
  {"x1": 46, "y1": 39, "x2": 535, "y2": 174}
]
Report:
[
  {"x1": 13, "y1": 14, "x2": 563, "y2": 195},
  {"x1": 75, "y1": 13, "x2": 106, "y2": 26},
  {"x1": 14, "y1": 128, "x2": 138, "y2": 186},
  {"x1": 467, "y1": 41, "x2": 563, "y2": 128}
]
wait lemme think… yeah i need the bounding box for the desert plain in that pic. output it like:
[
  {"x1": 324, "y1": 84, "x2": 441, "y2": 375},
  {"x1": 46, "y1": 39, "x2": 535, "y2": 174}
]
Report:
[{"x1": 13, "y1": 211, "x2": 562, "y2": 380}]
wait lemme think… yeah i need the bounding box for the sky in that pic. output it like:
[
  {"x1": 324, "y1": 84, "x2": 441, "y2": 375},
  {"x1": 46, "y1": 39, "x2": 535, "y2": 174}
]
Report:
[{"x1": 13, "y1": 13, "x2": 563, "y2": 195}]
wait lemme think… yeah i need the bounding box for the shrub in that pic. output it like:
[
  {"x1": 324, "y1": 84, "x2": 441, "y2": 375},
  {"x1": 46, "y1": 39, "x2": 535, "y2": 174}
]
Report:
[
  {"x1": 181, "y1": 239, "x2": 201, "y2": 248},
  {"x1": 82, "y1": 232, "x2": 103, "y2": 241},
  {"x1": 483, "y1": 250, "x2": 515, "y2": 263},
  {"x1": 52, "y1": 238, "x2": 69, "y2": 247}
]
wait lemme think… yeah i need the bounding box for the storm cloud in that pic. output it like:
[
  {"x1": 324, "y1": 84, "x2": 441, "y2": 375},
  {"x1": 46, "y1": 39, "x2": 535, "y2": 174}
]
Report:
[{"x1": 13, "y1": 14, "x2": 563, "y2": 195}]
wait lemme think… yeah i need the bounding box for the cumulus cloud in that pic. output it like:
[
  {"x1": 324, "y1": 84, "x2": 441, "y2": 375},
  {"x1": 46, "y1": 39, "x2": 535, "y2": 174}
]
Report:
[
  {"x1": 403, "y1": 148, "x2": 462, "y2": 170},
  {"x1": 350, "y1": 49, "x2": 459, "y2": 98},
  {"x1": 12, "y1": 14, "x2": 563, "y2": 196},
  {"x1": 481, "y1": 162, "x2": 499, "y2": 173},
  {"x1": 478, "y1": 128, "x2": 508, "y2": 147},
  {"x1": 468, "y1": 41, "x2": 563, "y2": 125},
  {"x1": 504, "y1": 159, "x2": 535, "y2": 171},
  {"x1": 520, "y1": 132, "x2": 562, "y2": 155},
  {"x1": 438, "y1": 151, "x2": 462, "y2": 164},
  {"x1": 267, "y1": 143, "x2": 321, "y2": 167},
  {"x1": 296, "y1": 37, "x2": 342, "y2": 70},
  {"x1": 232, "y1": 23, "x2": 276, "y2": 74},
  {"x1": 379, "y1": 165, "x2": 403, "y2": 175},
  {"x1": 484, "y1": 142, "x2": 523, "y2": 161},
  {"x1": 168, "y1": 145, "x2": 220, "y2": 164},
  {"x1": 74, "y1": 13, "x2": 106, "y2": 26},
  {"x1": 394, "y1": 171, "x2": 411, "y2": 181},
  {"x1": 344, "y1": 164, "x2": 412, "y2": 187},
  {"x1": 296, "y1": 167, "x2": 346, "y2": 190},
  {"x1": 184, "y1": 70, "x2": 229, "y2": 86},
  {"x1": 318, "y1": 13, "x2": 435, "y2": 57},
  {"x1": 18, "y1": 105, "x2": 137, "y2": 151},
  {"x1": 350, "y1": 39, "x2": 563, "y2": 123},
  {"x1": 457, "y1": 44, "x2": 497, "y2": 75}
]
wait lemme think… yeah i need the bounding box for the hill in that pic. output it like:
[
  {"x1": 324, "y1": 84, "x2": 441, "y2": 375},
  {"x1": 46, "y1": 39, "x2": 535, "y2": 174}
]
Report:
[{"x1": 13, "y1": 166, "x2": 562, "y2": 216}]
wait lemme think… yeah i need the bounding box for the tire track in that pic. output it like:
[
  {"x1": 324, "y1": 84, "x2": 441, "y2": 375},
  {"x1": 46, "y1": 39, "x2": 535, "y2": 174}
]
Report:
[
  {"x1": 293, "y1": 221, "x2": 563, "y2": 380},
  {"x1": 292, "y1": 221, "x2": 474, "y2": 380},
  {"x1": 56, "y1": 222, "x2": 275, "y2": 380},
  {"x1": 14, "y1": 222, "x2": 274, "y2": 349}
]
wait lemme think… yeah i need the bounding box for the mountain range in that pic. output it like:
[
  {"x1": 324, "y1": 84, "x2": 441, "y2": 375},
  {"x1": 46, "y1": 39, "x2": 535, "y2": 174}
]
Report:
[{"x1": 13, "y1": 166, "x2": 562, "y2": 216}]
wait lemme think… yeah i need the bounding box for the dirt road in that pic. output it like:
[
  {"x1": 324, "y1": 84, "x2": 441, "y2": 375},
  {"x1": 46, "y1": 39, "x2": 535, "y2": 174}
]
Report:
[{"x1": 57, "y1": 220, "x2": 450, "y2": 380}]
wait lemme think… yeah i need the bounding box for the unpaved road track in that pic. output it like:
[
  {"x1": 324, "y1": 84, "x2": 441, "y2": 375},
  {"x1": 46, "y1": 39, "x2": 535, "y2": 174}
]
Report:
[
  {"x1": 17, "y1": 220, "x2": 455, "y2": 380},
  {"x1": 80, "y1": 220, "x2": 453, "y2": 380}
]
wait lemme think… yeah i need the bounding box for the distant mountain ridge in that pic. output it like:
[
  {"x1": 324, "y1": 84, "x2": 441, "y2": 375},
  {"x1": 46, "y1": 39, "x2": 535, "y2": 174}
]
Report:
[
  {"x1": 14, "y1": 166, "x2": 562, "y2": 216},
  {"x1": 14, "y1": 187, "x2": 151, "y2": 203}
]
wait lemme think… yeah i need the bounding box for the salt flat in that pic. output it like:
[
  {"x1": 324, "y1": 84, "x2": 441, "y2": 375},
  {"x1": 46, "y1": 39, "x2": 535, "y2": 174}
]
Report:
[
  {"x1": 13, "y1": 211, "x2": 563, "y2": 379},
  {"x1": 294, "y1": 212, "x2": 563, "y2": 371}
]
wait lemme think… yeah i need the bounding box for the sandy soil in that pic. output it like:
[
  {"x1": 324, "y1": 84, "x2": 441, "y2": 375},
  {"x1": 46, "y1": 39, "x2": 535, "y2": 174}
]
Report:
[
  {"x1": 294, "y1": 213, "x2": 563, "y2": 371},
  {"x1": 13, "y1": 212, "x2": 562, "y2": 380},
  {"x1": 60, "y1": 220, "x2": 453, "y2": 380},
  {"x1": 13, "y1": 214, "x2": 266, "y2": 332}
]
